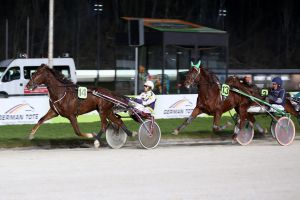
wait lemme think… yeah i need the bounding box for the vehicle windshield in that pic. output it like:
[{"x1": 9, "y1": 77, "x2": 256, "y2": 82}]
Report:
[{"x1": 0, "y1": 67, "x2": 6, "y2": 79}]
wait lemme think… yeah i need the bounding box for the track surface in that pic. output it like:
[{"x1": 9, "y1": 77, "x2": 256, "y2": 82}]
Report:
[{"x1": 1, "y1": 139, "x2": 300, "y2": 200}]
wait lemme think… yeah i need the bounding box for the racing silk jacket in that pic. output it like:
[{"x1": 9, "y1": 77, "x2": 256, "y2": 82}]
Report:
[
  {"x1": 268, "y1": 87, "x2": 286, "y2": 106},
  {"x1": 135, "y1": 91, "x2": 156, "y2": 109}
]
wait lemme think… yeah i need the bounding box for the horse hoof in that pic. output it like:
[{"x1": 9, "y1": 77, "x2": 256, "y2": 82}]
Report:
[
  {"x1": 132, "y1": 131, "x2": 138, "y2": 137},
  {"x1": 94, "y1": 140, "x2": 100, "y2": 148},
  {"x1": 28, "y1": 134, "x2": 34, "y2": 140},
  {"x1": 172, "y1": 129, "x2": 179, "y2": 135},
  {"x1": 231, "y1": 134, "x2": 238, "y2": 144},
  {"x1": 226, "y1": 121, "x2": 233, "y2": 127}
]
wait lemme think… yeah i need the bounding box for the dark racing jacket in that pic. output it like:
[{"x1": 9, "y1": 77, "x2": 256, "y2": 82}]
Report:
[{"x1": 268, "y1": 87, "x2": 286, "y2": 106}]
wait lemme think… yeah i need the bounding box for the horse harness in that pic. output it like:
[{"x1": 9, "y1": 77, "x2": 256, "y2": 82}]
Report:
[
  {"x1": 194, "y1": 67, "x2": 222, "y2": 102},
  {"x1": 48, "y1": 85, "x2": 83, "y2": 116}
]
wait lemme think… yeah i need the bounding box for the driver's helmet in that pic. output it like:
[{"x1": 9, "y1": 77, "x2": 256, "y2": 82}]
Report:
[
  {"x1": 144, "y1": 80, "x2": 154, "y2": 90},
  {"x1": 272, "y1": 77, "x2": 283, "y2": 86}
]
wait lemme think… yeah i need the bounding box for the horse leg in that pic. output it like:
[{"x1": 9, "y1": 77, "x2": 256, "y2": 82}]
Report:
[
  {"x1": 29, "y1": 109, "x2": 58, "y2": 140},
  {"x1": 285, "y1": 100, "x2": 300, "y2": 125},
  {"x1": 248, "y1": 113, "x2": 267, "y2": 135},
  {"x1": 68, "y1": 115, "x2": 100, "y2": 148},
  {"x1": 210, "y1": 111, "x2": 234, "y2": 142},
  {"x1": 106, "y1": 111, "x2": 134, "y2": 137},
  {"x1": 172, "y1": 107, "x2": 201, "y2": 135},
  {"x1": 237, "y1": 108, "x2": 252, "y2": 132},
  {"x1": 212, "y1": 110, "x2": 233, "y2": 132},
  {"x1": 94, "y1": 108, "x2": 110, "y2": 140},
  {"x1": 230, "y1": 108, "x2": 249, "y2": 141}
]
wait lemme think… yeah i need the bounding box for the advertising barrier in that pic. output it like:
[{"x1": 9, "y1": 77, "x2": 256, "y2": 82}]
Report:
[
  {"x1": 154, "y1": 94, "x2": 198, "y2": 119},
  {"x1": 0, "y1": 94, "x2": 200, "y2": 125},
  {"x1": 1, "y1": 91, "x2": 299, "y2": 125},
  {"x1": 0, "y1": 96, "x2": 49, "y2": 125}
]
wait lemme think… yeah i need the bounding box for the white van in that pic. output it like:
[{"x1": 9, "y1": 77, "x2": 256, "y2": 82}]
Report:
[{"x1": 0, "y1": 58, "x2": 77, "y2": 97}]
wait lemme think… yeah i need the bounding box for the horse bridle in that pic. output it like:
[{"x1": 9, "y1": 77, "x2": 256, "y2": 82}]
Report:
[
  {"x1": 191, "y1": 67, "x2": 221, "y2": 87},
  {"x1": 28, "y1": 74, "x2": 39, "y2": 91}
]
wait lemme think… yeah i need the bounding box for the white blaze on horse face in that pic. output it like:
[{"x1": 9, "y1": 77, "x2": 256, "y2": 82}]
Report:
[{"x1": 28, "y1": 83, "x2": 36, "y2": 91}]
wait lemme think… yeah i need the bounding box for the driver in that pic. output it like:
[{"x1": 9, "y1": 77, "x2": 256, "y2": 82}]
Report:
[
  {"x1": 129, "y1": 80, "x2": 156, "y2": 114},
  {"x1": 267, "y1": 77, "x2": 286, "y2": 112},
  {"x1": 247, "y1": 77, "x2": 286, "y2": 113}
]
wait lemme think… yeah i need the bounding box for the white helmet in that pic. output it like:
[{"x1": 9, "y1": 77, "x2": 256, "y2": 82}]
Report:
[{"x1": 144, "y1": 80, "x2": 154, "y2": 89}]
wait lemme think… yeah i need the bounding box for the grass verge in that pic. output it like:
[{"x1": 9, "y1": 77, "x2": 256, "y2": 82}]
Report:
[{"x1": 0, "y1": 115, "x2": 299, "y2": 148}]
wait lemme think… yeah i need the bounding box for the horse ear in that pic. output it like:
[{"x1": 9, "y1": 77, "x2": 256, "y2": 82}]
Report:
[
  {"x1": 190, "y1": 61, "x2": 194, "y2": 68},
  {"x1": 195, "y1": 60, "x2": 201, "y2": 68},
  {"x1": 191, "y1": 60, "x2": 201, "y2": 69}
]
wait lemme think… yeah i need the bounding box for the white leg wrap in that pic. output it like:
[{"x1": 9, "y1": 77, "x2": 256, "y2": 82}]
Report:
[
  {"x1": 247, "y1": 106, "x2": 267, "y2": 113},
  {"x1": 86, "y1": 133, "x2": 94, "y2": 138},
  {"x1": 255, "y1": 122, "x2": 263, "y2": 133},
  {"x1": 269, "y1": 104, "x2": 284, "y2": 112}
]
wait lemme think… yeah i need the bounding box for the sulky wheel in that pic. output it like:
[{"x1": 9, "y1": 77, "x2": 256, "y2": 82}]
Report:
[
  {"x1": 270, "y1": 119, "x2": 276, "y2": 138},
  {"x1": 106, "y1": 123, "x2": 127, "y2": 149},
  {"x1": 275, "y1": 117, "x2": 295, "y2": 146},
  {"x1": 235, "y1": 120, "x2": 254, "y2": 146},
  {"x1": 138, "y1": 120, "x2": 161, "y2": 149}
]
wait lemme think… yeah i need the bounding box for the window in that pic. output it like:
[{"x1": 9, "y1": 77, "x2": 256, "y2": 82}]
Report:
[
  {"x1": 0, "y1": 68, "x2": 6, "y2": 79},
  {"x1": 24, "y1": 65, "x2": 71, "y2": 80},
  {"x1": 2, "y1": 67, "x2": 20, "y2": 82},
  {"x1": 24, "y1": 66, "x2": 38, "y2": 79},
  {"x1": 53, "y1": 65, "x2": 70, "y2": 78}
]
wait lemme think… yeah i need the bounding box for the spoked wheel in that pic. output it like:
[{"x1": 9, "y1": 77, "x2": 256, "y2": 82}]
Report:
[
  {"x1": 270, "y1": 120, "x2": 276, "y2": 138},
  {"x1": 235, "y1": 121, "x2": 254, "y2": 146},
  {"x1": 138, "y1": 120, "x2": 161, "y2": 149},
  {"x1": 106, "y1": 123, "x2": 127, "y2": 149},
  {"x1": 275, "y1": 117, "x2": 295, "y2": 146}
]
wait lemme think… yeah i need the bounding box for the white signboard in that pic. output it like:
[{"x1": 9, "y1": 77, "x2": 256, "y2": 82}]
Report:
[
  {"x1": 153, "y1": 94, "x2": 198, "y2": 119},
  {"x1": 0, "y1": 96, "x2": 49, "y2": 125},
  {"x1": 0, "y1": 94, "x2": 201, "y2": 125}
]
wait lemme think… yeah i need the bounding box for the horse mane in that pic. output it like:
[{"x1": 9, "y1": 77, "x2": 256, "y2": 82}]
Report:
[
  {"x1": 41, "y1": 64, "x2": 75, "y2": 85},
  {"x1": 226, "y1": 76, "x2": 261, "y2": 98},
  {"x1": 201, "y1": 67, "x2": 220, "y2": 84}
]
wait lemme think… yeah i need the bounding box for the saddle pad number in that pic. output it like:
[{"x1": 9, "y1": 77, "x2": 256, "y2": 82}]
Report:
[
  {"x1": 221, "y1": 84, "x2": 230, "y2": 97},
  {"x1": 78, "y1": 87, "x2": 88, "y2": 99},
  {"x1": 261, "y1": 89, "x2": 268, "y2": 97}
]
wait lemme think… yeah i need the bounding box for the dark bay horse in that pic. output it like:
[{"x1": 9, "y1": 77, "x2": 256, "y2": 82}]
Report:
[
  {"x1": 226, "y1": 76, "x2": 300, "y2": 125},
  {"x1": 173, "y1": 61, "x2": 253, "y2": 135},
  {"x1": 26, "y1": 64, "x2": 133, "y2": 147}
]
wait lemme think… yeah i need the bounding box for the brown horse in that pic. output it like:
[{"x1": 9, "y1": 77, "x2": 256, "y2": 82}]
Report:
[
  {"x1": 26, "y1": 64, "x2": 133, "y2": 147},
  {"x1": 173, "y1": 61, "x2": 253, "y2": 135},
  {"x1": 227, "y1": 76, "x2": 300, "y2": 125}
]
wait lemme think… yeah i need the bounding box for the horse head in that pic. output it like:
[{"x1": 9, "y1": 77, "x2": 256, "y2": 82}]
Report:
[
  {"x1": 26, "y1": 64, "x2": 49, "y2": 90},
  {"x1": 184, "y1": 60, "x2": 202, "y2": 88},
  {"x1": 226, "y1": 76, "x2": 261, "y2": 98},
  {"x1": 225, "y1": 76, "x2": 241, "y2": 89}
]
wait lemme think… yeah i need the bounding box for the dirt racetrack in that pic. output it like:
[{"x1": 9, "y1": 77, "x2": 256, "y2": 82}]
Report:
[{"x1": 0, "y1": 139, "x2": 300, "y2": 200}]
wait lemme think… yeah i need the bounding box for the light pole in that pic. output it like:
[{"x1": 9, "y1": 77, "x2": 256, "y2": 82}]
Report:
[
  {"x1": 5, "y1": 19, "x2": 8, "y2": 59},
  {"x1": 218, "y1": 9, "x2": 227, "y2": 30},
  {"x1": 94, "y1": 1, "x2": 103, "y2": 86},
  {"x1": 48, "y1": 0, "x2": 54, "y2": 68}
]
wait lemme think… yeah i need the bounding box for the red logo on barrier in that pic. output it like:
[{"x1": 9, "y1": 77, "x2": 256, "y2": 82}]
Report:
[{"x1": 24, "y1": 86, "x2": 48, "y2": 94}]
